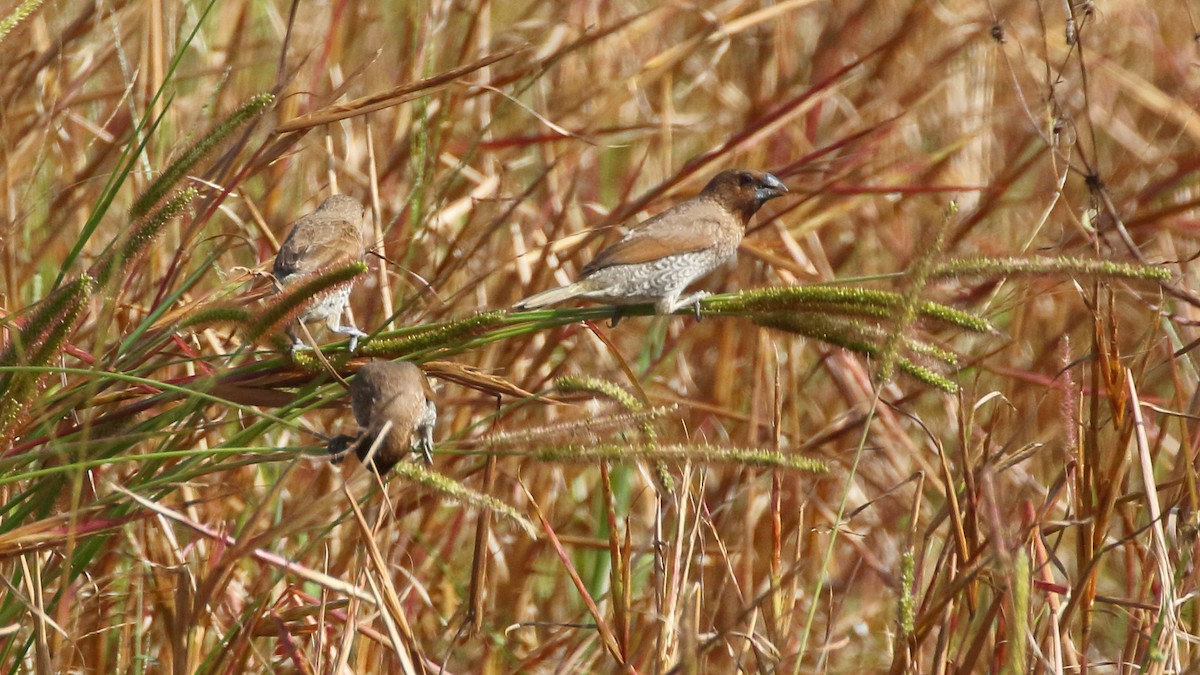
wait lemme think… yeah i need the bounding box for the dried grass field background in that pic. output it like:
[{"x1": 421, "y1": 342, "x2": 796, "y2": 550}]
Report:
[{"x1": 0, "y1": 0, "x2": 1193, "y2": 672}]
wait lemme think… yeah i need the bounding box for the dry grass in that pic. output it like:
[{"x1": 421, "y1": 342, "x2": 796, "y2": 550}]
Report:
[{"x1": 0, "y1": 0, "x2": 1192, "y2": 672}]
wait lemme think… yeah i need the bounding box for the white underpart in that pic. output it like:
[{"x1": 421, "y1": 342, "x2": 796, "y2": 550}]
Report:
[{"x1": 579, "y1": 249, "x2": 725, "y2": 314}]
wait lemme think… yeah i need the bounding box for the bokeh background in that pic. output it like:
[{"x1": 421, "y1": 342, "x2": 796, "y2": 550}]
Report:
[{"x1": 1, "y1": 0, "x2": 1195, "y2": 672}]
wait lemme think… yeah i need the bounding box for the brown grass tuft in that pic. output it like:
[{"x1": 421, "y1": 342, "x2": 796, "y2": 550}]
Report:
[{"x1": 0, "y1": 1, "x2": 1191, "y2": 672}]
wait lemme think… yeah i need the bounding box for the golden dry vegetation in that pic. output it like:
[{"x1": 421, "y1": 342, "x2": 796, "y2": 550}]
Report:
[{"x1": 0, "y1": 0, "x2": 1193, "y2": 672}]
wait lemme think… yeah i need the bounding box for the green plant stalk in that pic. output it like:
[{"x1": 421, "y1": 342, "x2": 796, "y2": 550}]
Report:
[
  {"x1": 754, "y1": 313, "x2": 958, "y2": 392},
  {"x1": 124, "y1": 188, "x2": 199, "y2": 263},
  {"x1": 724, "y1": 296, "x2": 987, "y2": 332},
  {"x1": 898, "y1": 549, "x2": 915, "y2": 636},
  {"x1": 389, "y1": 460, "x2": 537, "y2": 538},
  {"x1": 555, "y1": 376, "x2": 642, "y2": 411},
  {"x1": 893, "y1": 361, "x2": 957, "y2": 393},
  {"x1": 52, "y1": 101, "x2": 172, "y2": 290},
  {"x1": 795, "y1": 389, "x2": 880, "y2": 672},
  {"x1": 519, "y1": 443, "x2": 827, "y2": 472},
  {"x1": 933, "y1": 256, "x2": 1170, "y2": 282},
  {"x1": 0, "y1": 277, "x2": 92, "y2": 447},
  {"x1": 701, "y1": 286, "x2": 992, "y2": 333},
  {"x1": 290, "y1": 306, "x2": 509, "y2": 369},
  {"x1": 0, "y1": 446, "x2": 295, "y2": 488},
  {"x1": 879, "y1": 203, "x2": 952, "y2": 382},
  {"x1": 0, "y1": 0, "x2": 44, "y2": 46},
  {"x1": 366, "y1": 301, "x2": 973, "y2": 389},
  {"x1": 115, "y1": 246, "x2": 229, "y2": 360},
  {"x1": 751, "y1": 301, "x2": 899, "y2": 323},
  {"x1": 1005, "y1": 548, "x2": 1029, "y2": 675},
  {"x1": 756, "y1": 312, "x2": 958, "y2": 365},
  {"x1": 52, "y1": 0, "x2": 222, "y2": 290},
  {"x1": 287, "y1": 349, "x2": 355, "y2": 373},
  {"x1": 405, "y1": 31, "x2": 433, "y2": 243},
  {"x1": 1, "y1": 276, "x2": 92, "y2": 365},
  {"x1": 178, "y1": 306, "x2": 254, "y2": 330},
  {"x1": 365, "y1": 310, "x2": 508, "y2": 357},
  {"x1": 92, "y1": 188, "x2": 199, "y2": 287},
  {"x1": 555, "y1": 375, "x2": 672, "y2": 489},
  {"x1": 0, "y1": 366, "x2": 314, "y2": 454},
  {"x1": 129, "y1": 93, "x2": 275, "y2": 220},
  {"x1": 473, "y1": 407, "x2": 674, "y2": 448},
  {"x1": 245, "y1": 261, "x2": 369, "y2": 344}
]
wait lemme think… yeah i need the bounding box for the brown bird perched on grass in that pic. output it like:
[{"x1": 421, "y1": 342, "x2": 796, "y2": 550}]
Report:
[
  {"x1": 273, "y1": 194, "x2": 370, "y2": 352},
  {"x1": 327, "y1": 360, "x2": 437, "y2": 473},
  {"x1": 514, "y1": 169, "x2": 788, "y2": 319}
]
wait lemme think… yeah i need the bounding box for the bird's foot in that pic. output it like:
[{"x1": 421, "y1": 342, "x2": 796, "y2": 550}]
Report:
[
  {"x1": 414, "y1": 437, "x2": 434, "y2": 465},
  {"x1": 416, "y1": 401, "x2": 437, "y2": 464},
  {"x1": 609, "y1": 308, "x2": 624, "y2": 328},
  {"x1": 333, "y1": 326, "x2": 369, "y2": 352},
  {"x1": 668, "y1": 292, "x2": 710, "y2": 321}
]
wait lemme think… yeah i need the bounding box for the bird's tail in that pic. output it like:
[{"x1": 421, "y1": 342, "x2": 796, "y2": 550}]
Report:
[{"x1": 514, "y1": 282, "x2": 589, "y2": 310}]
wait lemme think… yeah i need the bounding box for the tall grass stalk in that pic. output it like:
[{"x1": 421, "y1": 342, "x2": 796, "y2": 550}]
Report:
[{"x1": 0, "y1": 1, "x2": 1186, "y2": 671}]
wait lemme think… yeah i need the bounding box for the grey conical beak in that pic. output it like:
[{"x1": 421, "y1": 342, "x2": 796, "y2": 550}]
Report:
[{"x1": 756, "y1": 172, "x2": 789, "y2": 201}]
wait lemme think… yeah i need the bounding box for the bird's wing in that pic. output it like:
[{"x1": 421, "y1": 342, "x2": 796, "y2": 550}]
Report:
[
  {"x1": 581, "y1": 198, "x2": 728, "y2": 274},
  {"x1": 273, "y1": 219, "x2": 362, "y2": 279},
  {"x1": 352, "y1": 364, "x2": 426, "y2": 438},
  {"x1": 349, "y1": 374, "x2": 381, "y2": 428},
  {"x1": 380, "y1": 387, "x2": 426, "y2": 437}
]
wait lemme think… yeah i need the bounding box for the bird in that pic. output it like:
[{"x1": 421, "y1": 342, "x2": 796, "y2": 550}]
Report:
[
  {"x1": 273, "y1": 194, "x2": 370, "y2": 352},
  {"x1": 514, "y1": 169, "x2": 788, "y2": 320},
  {"x1": 327, "y1": 360, "x2": 437, "y2": 473}
]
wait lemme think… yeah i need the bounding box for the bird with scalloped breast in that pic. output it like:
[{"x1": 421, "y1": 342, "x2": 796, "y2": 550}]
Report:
[
  {"x1": 273, "y1": 194, "x2": 371, "y2": 352},
  {"x1": 515, "y1": 169, "x2": 788, "y2": 321}
]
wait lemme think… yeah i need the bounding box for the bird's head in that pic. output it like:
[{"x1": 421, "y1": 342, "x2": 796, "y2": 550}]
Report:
[
  {"x1": 317, "y1": 194, "x2": 366, "y2": 217},
  {"x1": 315, "y1": 194, "x2": 370, "y2": 237},
  {"x1": 329, "y1": 430, "x2": 399, "y2": 474},
  {"x1": 703, "y1": 169, "x2": 789, "y2": 221}
]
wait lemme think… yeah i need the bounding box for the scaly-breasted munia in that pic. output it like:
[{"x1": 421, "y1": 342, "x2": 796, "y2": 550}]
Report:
[
  {"x1": 515, "y1": 169, "x2": 788, "y2": 318},
  {"x1": 327, "y1": 360, "x2": 437, "y2": 473},
  {"x1": 273, "y1": 194, "x2": 370, "y2": 352}
]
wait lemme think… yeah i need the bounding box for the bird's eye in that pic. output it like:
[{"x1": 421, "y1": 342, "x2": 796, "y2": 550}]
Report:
[{"x1": 738, "y1": 172, "x2": 753, "y2": 187}]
